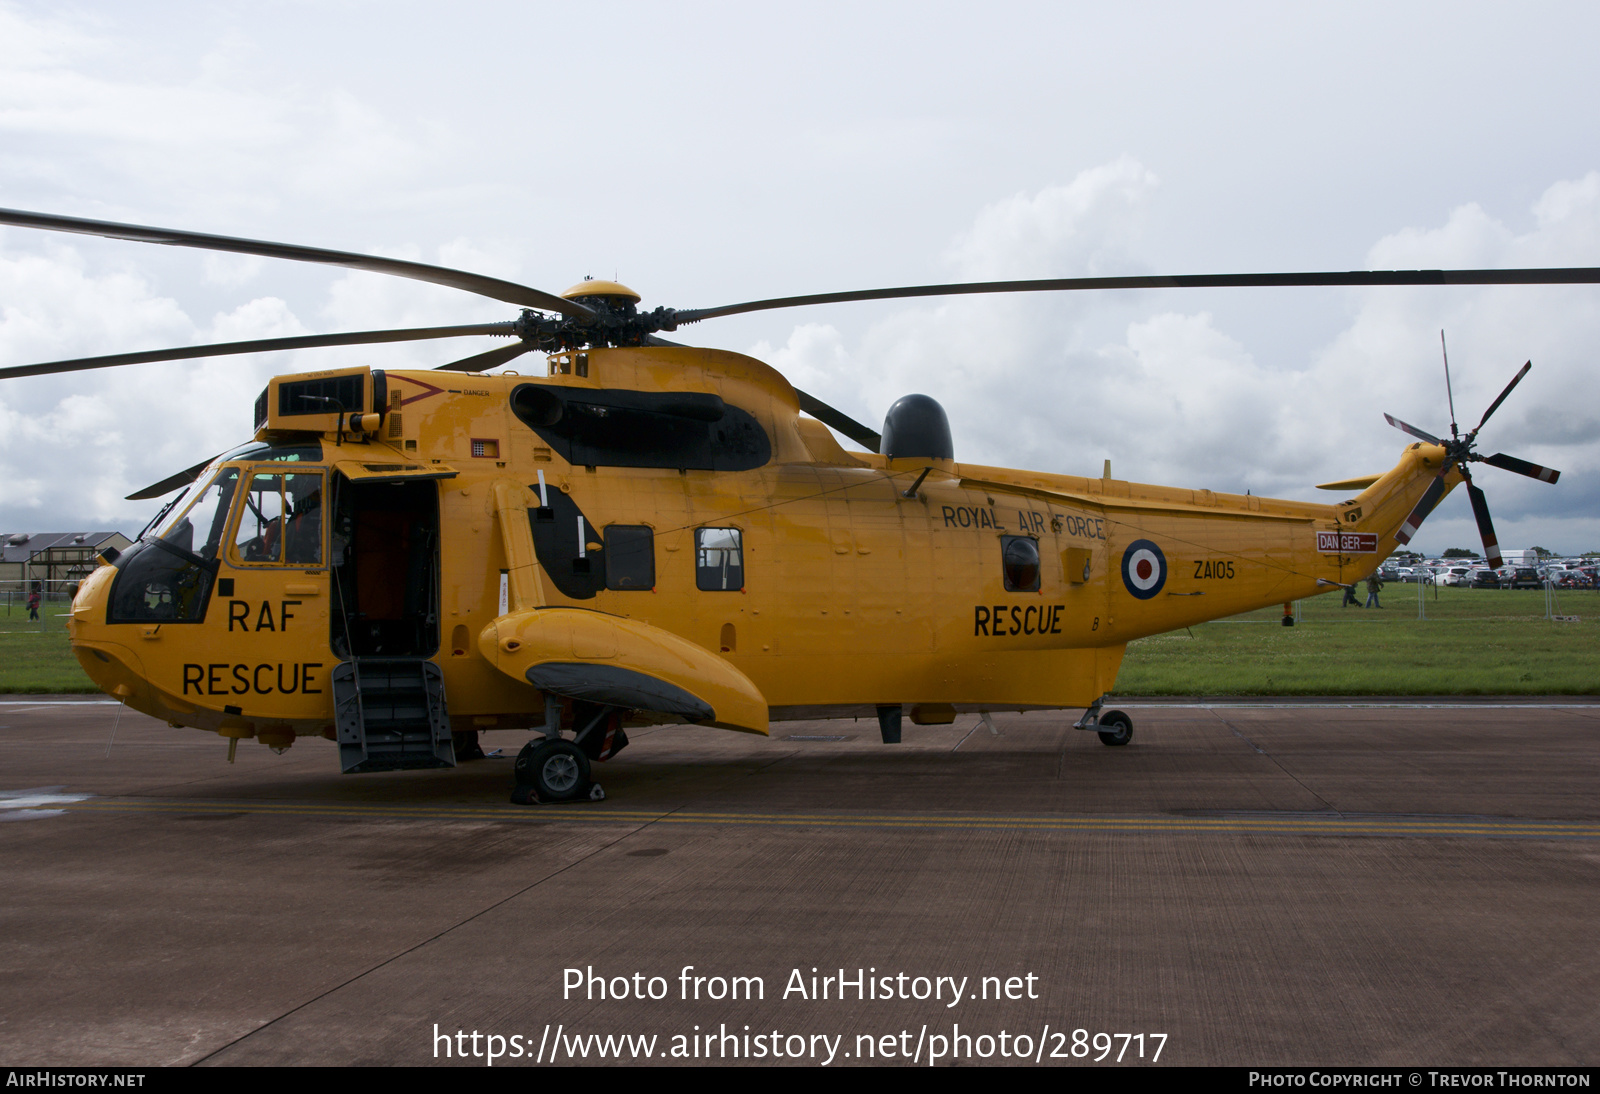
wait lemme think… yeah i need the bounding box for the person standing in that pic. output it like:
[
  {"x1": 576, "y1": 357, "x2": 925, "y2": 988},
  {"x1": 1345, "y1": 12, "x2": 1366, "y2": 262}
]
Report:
[
  {"x1": 27, "y1": 587, "x2": 41, "y2": 621},
  {"x1": 1365, "y1": 572, "x2": 1383, "y2": 608}
]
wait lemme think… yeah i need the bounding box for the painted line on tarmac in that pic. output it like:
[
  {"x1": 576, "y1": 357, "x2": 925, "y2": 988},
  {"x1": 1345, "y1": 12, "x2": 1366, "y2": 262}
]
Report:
[
  {"x1": 1110, "y1": 702, "x2": 1600, "y2": 710},
  {"x1": 3, "y1": 698, "x2": 1594, "y2": 711},
  {"x1": 0, "y1": 699, "x2": 118, "y2": 705},
  {"x1": 49, "y1": 798, "x2": 1600, "y2": 840}
]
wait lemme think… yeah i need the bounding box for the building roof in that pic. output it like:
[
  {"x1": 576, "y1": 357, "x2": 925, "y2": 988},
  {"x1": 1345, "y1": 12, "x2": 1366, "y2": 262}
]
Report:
[{"x1": 0, "y1": 532, "x2": 131, "y2": 564}]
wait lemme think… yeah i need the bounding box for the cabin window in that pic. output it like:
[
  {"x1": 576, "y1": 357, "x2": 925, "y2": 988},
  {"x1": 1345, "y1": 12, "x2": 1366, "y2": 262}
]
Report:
[
  {"x1": 525, "y1": 491, "x2": 605, "y2": 600},
  {"x1": 696, "y1": 528, "x2": 744, "y2": 591},
  {"x1": 605, "y1": 525, "x2": 655, "y2": 590},
  {"x1": 1001, "y1": 536, "x2": 1041, "y2": 592}
]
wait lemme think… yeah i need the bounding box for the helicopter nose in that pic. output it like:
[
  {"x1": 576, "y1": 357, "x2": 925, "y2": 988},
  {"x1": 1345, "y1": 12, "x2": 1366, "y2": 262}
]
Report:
[
  {"x1": 63, "y1": 566, "x2": 143, "y2": 694},
  {"x1": 66, "y1": 563, "x2": 113, "y2": 633}
]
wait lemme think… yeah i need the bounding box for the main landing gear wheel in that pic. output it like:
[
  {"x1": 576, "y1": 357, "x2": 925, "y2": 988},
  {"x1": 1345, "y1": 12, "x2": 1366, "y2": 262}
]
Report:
[
  {"x1": 1096, "y1": 710, "x2": 1133, "y2": 747},
  {"x1": 513, "y1": 739, "x2": 592, "y2": 802}
]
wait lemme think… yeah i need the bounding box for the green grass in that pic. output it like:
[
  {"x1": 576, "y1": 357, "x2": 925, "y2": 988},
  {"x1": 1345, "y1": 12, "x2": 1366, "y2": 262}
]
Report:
[
  {"x1": 1, "y1": 587, "x2": 1596, "y2": 696},
  {"x1": 1118, "y1": 586, "x2": 1600, "y2": 695},
  {"x1": 0, "y1": 613, "x2": 98, "y2": 693}
]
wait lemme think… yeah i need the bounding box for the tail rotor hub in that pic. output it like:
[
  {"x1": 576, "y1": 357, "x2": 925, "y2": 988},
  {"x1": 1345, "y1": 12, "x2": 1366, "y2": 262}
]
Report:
[{"x1": 1383, "y1": 356, "x2": 1561, "y2": 565}]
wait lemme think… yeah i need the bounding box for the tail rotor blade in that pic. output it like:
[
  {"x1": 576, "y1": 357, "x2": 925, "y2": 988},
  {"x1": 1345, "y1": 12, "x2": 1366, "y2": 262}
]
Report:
[
  {"x1": 1441, "y1": 331, "x2": 1459, "y2": 439},
  {"x1": 1472, "y1": 361, "x2": 1532, "y2": 435},
  {"x1": 1383, "y1": 413, "x2": 1442, "y2": 446},
  {"x1": 1481, "y1": 452, "x2": 1560, "y2": 484},
  {"x1": 1394, "y1": 466, "x2": 1452, "y2": 546},
  {"x1": 1462, "y1": 470, "x2": 1503, "y2": 569}
]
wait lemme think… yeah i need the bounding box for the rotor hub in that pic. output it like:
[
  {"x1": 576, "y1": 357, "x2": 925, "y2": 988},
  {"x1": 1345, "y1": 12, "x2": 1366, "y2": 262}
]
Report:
[
  {"x1": 561, "y1": 278, "x2": 642, "y2": 308},
  {"x1": 513, "y1": 280, "x2": 678, "y2": 352}
]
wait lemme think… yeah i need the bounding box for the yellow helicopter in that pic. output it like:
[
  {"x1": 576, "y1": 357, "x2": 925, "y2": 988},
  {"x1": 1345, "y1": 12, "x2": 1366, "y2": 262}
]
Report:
[{"x1": 0, "y1": 208, "x2": 1579, "y2": 803}]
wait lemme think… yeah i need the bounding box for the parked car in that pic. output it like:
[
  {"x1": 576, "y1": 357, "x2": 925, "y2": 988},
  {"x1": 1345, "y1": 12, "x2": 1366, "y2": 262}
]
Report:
[
  {"x1": 1469, "y1": 570, "x2": 1501, "y2": 589},
  {"x1": 1509, "y1": 568, "x2": 1544, "y2": 589}
]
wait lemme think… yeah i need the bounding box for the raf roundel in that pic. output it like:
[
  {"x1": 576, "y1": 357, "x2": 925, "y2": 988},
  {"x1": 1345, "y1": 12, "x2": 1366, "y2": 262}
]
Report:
[{"x1": 1121, "y1": 539, "x2": 1167, "y2": 600}]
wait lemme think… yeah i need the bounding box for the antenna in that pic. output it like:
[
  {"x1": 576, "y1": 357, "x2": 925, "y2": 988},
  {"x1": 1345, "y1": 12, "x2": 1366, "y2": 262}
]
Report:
[{"x1": 1441, "y1": 330, "x2": 1459, "y2": 439}]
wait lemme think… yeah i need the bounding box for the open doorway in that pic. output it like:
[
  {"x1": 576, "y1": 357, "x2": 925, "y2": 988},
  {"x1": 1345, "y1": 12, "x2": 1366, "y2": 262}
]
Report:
[{"x1": 330, "y1": 476, "x2": 440, "y2": 659}]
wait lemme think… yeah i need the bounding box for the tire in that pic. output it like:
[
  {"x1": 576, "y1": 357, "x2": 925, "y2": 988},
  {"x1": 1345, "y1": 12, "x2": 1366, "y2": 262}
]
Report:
[
  {"x1": 514, "y1": 739, "x2": 591, "y2": 801},
  {"x1": 1096, "y1": 710, "x2": 1133, "y2": 747}
]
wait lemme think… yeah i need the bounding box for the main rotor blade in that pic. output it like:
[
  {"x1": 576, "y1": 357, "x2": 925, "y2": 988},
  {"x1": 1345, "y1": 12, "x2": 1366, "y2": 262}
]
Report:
[
  {"x1": 434, "y1": 341, "x2": 534, "y2": 373},
  {"x1": 1383, "y1": 413, "x2": 1442, "y2": 446},
  {"x1": 678, "y1": 267, "x2": 1600, "y2": 323},
  {"x1": 1461, "y1": 468, "x2": 1503, "y2": 569},
  {"x1": 0, "y1": 208, "x2": 592, "y2": 319},
  {"x1": 1471, "y1": 361, "x2": 1532, "y2": 435},
  {"x1": 0, "y1": 322, "x2": 517, "y2": 380},
  {"x1": 1480, "y1": 452, "x2": 1561, "y2": 484},
  {"x1": 126, "y1": 453, "x2": 219, "y2": 501},
  {"x1": 1394, "y1": 466, "x2": 1453, "y2": 546},
  {"x1": 794, "y1": 389, "x2": 882, "y2": 452}
]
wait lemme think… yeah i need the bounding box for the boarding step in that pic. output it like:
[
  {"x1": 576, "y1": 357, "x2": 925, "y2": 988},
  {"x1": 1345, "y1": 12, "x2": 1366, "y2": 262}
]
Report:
[{"x1": 332, "y1": 658, "x2": 454, "y2": 774}]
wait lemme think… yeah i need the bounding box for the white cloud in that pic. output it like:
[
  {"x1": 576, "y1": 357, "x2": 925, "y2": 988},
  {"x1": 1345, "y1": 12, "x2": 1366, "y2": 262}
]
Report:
[
  {"x1": 0, "y1": 4, "x2": 433, "y2": 220},
  {"x1": 202, "y1": 253, "x2": 265, "y2": 288},
  {"x1": 1, "y1": 3, "x2": 1596, "y2": 554},
  {"x1": 1367, "y1": 202, "x2": 1514, "y2": 269},
  {"x1": 0, "y1": 243, "x2": 188, "y2": 372},
  {"x1": 945, "y1": 158, "x2": 1159, "y2": 280},
  {"x1": 748, "y1": 322, "x2": 852, "y2": 402},
  {"x1": 0, "y1": 242, "x2": 314, "y2": 526},
  {"x1": 759, "y1": 164, "x2": 1600, "y2": 550}
]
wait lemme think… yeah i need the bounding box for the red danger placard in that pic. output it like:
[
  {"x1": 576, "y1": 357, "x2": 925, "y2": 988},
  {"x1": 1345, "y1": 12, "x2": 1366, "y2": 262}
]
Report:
[{"x1": 1317, "y1": 531, "x2": 1378, "y2": 553}]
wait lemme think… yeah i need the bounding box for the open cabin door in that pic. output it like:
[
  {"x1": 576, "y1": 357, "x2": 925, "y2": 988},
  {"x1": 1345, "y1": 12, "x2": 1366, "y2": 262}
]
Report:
[
  {"x1": 328, "y1": 459, "x2": 457, "y2": 773},
  {"x1": 328, "y1": 460, "x2": 455, "y2": 658}
]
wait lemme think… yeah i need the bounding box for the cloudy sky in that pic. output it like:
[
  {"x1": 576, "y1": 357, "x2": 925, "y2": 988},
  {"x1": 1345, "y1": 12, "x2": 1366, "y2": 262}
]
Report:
[{"x1": 2, "y1": 1, "x2": 1597, "y2": 554}]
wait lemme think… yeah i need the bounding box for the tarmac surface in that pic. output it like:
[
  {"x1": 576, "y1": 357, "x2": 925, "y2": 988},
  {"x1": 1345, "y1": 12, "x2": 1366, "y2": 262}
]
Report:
[{"x1": 2, "y1": 696, "x2": 1597, "y2": 1067}]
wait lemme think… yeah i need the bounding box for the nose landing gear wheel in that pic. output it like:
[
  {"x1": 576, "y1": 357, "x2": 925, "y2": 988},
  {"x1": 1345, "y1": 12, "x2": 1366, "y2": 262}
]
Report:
[
  {"x1": 513, "y1": 739, "x2": 592, "y2": 801},
  {"x1": 1096, "y1": 710, "x2": 1133, "y2": 746}
]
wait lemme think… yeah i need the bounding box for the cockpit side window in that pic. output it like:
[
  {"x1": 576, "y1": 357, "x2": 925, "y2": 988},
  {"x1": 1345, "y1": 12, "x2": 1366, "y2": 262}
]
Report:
[
  {"x1": 108, "y1": 467, "x2": 241, "y2": 624},
  {"x1": 231, "y1": 471, "x2": 325, "y2": 567},
  {"x1": 283, "y1": 474, "x2": 324, "y2": 564},
  {"x1": 157, "y1": 467, "x2": 241, "y2": 560},
  {"x1": 235, "y1": 473, "x2": 287, "y2": 563}
]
